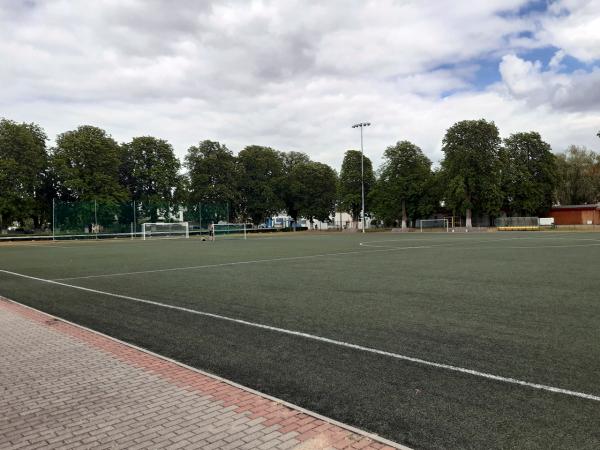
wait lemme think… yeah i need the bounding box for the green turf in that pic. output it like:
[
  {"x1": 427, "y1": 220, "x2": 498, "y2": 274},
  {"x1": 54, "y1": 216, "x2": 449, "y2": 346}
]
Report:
[{"x1": 1, "y1": 231, "x2": 599, "y2": 449}]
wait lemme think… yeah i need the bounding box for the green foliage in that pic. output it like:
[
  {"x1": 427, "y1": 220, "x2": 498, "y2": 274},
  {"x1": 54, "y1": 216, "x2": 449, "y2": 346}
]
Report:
[
  {"x1": 288, "y1": 161, "x2": 337, "y2": 223},
  {"x1": 281, "y1": 151, "x2": 311, "y2": 171},
  {"x1": 0, "y1": 119, "x2": 49, "y2": 229},
  {"x1": 278, "y1": 152, "x2": 338, "y2": 224},
  {"x1": 554, "y1": 145, "x2": 600, "y2": 205},
  {"x1": 238, "y1": 146, "x2": 285, "y2": 224},
  {"x1": 184, "y1": 140, "x2": 241, "y2": 218},
  {"x1": 370, "y1": 141, "x2": 433, "y2": 227},
  {"x1": 338, "y1": 150, "x2": 375, "y2": 222},
  {"x1": 500, "y1": 132, "x2": 557, "y2": 215},
  {"x1": 441, "y1": 119, "x2": 502, "y2": 222},
  {"x1": 52, "y1": 125, "x2": 126, "y2": 204},
  {"x1": 279, "y1": 151, "x2": 311, "y2": 221},
  {"x1": 121, "y1": 136, "x2": 183, "y2": 222}
]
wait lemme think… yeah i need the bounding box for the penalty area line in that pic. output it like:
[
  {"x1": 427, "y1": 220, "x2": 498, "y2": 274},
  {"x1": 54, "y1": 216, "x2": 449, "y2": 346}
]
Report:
[{"x1": 1, "y1": 268, "x2": 599, "y2": 403}]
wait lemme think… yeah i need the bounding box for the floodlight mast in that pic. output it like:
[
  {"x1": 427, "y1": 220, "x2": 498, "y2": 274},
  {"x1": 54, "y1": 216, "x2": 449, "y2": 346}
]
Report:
[{"x1": 351, "y1": 122, "x2": 371, "y2": 233}]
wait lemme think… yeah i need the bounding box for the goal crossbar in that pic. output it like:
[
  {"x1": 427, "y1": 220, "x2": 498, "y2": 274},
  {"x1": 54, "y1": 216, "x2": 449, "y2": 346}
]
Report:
[
  {"x1": 142, "y1": 222, "x2": 189, "y2": 240},
  {"x1": 419, "y1": 219, "x2": 449, "y2": 232},
  {"x1": 212, "y1": 223, "x2": 247, "y2": 240}
]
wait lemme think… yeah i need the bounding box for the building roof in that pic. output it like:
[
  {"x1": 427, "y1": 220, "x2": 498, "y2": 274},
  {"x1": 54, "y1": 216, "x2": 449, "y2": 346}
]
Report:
[{"x1": 551, "y1": 204, "x2": 600, "y2": 210}]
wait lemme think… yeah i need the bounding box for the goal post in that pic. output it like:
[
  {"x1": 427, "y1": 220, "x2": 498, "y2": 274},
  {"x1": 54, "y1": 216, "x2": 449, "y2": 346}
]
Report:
[
  {"x1": 212, "y1": 223, "x2": 248, "y2": 240},
  {"x1": 142, "y1": 222, "x2": 189, "y2": 240},
  {"x1": 419, "y1": 218, "x2": 449, "y2": 232}
]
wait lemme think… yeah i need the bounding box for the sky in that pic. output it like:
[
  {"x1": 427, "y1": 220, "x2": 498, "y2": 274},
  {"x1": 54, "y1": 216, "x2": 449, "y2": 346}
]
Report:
[{"x1": 1, "y1": 0, "x2": 600, "y2": 170}]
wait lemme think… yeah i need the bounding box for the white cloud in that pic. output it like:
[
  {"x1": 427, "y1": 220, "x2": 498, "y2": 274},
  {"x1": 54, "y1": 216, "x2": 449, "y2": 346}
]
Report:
[
  {"x1": 499, "y1": 54, "x2": 600, "y2": 111},
  {"x1": 1, "y1": 0, "x2": 599, "y2": 171},
  {"x1": 539, "y1": 0, "x2": 600, "y2": 62}
]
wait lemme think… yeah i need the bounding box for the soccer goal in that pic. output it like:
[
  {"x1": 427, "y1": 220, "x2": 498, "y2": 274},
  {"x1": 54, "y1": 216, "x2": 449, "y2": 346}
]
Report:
[
  {"x1": 212, "y1": 223, "x2": 248, "y2": 240},
  {"x1": 419, "y1": 218, "x2": 449, "y2": 232},
  {"x1": 142, "y1": 222, "x2": 189, "y2": 240}
]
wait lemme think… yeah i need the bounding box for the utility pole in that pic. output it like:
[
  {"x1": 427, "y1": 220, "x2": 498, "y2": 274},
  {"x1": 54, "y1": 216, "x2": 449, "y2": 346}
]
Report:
[{"x1": 351, "y1": 122, "x2": 371, "y2": 233}]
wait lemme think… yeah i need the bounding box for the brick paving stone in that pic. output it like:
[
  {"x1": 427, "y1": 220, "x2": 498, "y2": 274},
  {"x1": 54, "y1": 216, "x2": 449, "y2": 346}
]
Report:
[{"x1": 0, "y1": 298, "x2": 406, "y2": 450}]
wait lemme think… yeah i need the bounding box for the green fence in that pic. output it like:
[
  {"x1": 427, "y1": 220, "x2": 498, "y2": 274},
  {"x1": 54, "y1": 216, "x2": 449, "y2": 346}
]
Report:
[
  {"x1": 494, "y1": 216, "x2": 539, "y2": 227},
  {"x1": 52, "y1": 200, "x2": 230, "y2": 238}
]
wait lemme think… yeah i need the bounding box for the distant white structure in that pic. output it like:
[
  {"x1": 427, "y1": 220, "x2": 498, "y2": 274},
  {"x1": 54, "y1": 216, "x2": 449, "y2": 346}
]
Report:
[{"x1": 265, "y1": 211, "x2": 372, "y2": 231}]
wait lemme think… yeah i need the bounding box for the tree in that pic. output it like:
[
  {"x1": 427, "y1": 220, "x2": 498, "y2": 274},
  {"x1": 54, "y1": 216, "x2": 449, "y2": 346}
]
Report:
[
  {"x1": 500, "y1": 132, "x2": 557, "y2": 216},
  {"x1": 280, "y1": 151, "x2": 312, "y2": 222},
  {"x1": 184, "y1": 140, "x2": 241, "y2": 221},
  {"x1": 52, "y1": 125, "x2": 126, "y2": 203},
  {"x1": 370, "y1": 141, "x2": 432, "y2": 230},
  {"x1": 121, "y1": 136, "x2": 182, "y2": 222},
  {"x1": 338, "y1": 150, "x2": 375, "y2": 228},
  {"x1": 237, "y1": 145, "x2": 284, "y2": 225},
  {"x1": 554, "y1": 146, "x2": 599, "y2": 205},
  {"x1": 0, "y1": 119, "x2": 49, "y2": 231},
  {"x1": 440, "y1": 119, "x2": 502, "y2": 228},
  {"x1": 288, "y1": 161, "x2": 337, "y2": 227}
]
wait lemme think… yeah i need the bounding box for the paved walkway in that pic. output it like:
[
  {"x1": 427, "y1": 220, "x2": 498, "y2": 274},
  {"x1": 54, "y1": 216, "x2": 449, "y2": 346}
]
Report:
[{"x1": 0, "y1": 298, "x2": 404, "y2": 450}]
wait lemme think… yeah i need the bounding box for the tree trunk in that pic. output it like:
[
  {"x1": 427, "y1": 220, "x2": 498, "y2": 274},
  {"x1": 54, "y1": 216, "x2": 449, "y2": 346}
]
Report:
[
  {"x1": 466, "y1": 208, "x2": 472, "y2": 229},
  {"x1": 401, "y1": 200, "x2": 407, "y2": 230}
]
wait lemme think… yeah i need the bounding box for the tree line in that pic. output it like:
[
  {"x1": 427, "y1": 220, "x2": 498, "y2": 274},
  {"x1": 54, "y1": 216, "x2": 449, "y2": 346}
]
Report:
[{"x1": 1, "y1": 117, "x2": 599, "y2": 232}]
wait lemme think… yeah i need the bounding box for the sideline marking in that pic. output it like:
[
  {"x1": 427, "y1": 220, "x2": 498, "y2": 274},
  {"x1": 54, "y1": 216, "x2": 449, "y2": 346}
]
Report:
[
  {"x1": 1, "y1": 268, "x2": 599, "y2": 403},
  {"x1": 361, "y1": 241, "x2": 600, "y2": 250},
  {"x1": 359, "y1": 236, "x2": 600, "y2": 250}
]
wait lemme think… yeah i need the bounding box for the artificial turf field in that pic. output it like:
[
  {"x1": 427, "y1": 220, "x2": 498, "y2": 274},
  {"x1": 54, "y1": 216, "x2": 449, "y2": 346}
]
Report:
[{"x1": 1, "y1": 231, "x2": 599, "y2": 449}]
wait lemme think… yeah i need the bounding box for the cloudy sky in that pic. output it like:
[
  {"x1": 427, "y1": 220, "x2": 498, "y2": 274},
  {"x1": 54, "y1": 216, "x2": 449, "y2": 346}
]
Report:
[{"x1": 1, "y1": 0, "x2": 600, "y2": 169}]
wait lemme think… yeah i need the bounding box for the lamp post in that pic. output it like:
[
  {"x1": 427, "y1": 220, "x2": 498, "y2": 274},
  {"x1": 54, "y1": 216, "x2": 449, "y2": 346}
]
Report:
[{"x1": 351, "y1": 122, "x2": 370, "y2": 233}]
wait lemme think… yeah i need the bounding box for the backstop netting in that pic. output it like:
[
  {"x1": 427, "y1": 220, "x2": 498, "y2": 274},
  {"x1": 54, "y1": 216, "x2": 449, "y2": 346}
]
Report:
[
  {"x1": 53, "y1": 200, "x2": 136, "y2": 239},
  {"x1": 52, "y1": 200, "x2": 228, "y2": 240},
  {"x1": 495, "y1": 217, "x2": 540, "y2": 230}
]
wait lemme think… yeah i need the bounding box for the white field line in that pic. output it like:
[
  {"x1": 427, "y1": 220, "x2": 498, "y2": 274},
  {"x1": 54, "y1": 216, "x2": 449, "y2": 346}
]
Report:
[
  {"x1": 358, "y1": 235, "x2": 600, "y2": 249},
  {"x1": 361, "y1": 242, "x2": 600, "y2": 250},
  {"x1": 51, "y1": 245, "x2": 442, "y2": 281},
  {"x1": 52, "y1": 235, "x2": 600, "y2": 281},
  {"x1": 1, "y1": 268, "x2": 599, "y2": 403}
]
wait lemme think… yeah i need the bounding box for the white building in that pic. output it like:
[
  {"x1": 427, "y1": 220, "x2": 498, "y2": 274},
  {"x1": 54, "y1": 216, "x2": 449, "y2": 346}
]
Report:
[{"x1": 266, "y1": 211, "x2": 373, "y2": 231}]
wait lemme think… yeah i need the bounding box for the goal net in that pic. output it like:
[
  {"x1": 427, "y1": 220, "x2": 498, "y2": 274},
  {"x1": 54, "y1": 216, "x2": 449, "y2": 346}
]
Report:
[
  {"x1": 418, "y1": 219, "x2": 449, "y2": 232},
  {"x1": 142, "y1": 222, "x2": 189, "y2": 240},
  {"x1": 212, "y1": 223, "x2": 248, "y2": 240}
]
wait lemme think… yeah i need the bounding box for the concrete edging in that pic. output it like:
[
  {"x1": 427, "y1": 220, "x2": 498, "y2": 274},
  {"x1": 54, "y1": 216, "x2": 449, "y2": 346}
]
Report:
[{"x1": 0, "y1": 296, "x2": 411, "y2": 450}]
